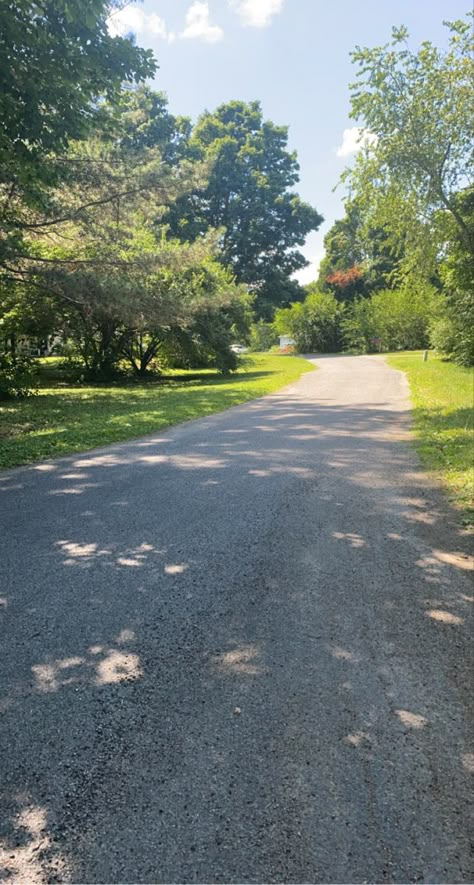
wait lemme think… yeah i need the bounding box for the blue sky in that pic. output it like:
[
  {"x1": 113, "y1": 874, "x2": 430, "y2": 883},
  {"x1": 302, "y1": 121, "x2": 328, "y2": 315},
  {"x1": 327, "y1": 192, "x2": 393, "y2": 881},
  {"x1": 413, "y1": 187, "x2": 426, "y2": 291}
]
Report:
[{"x1": 109, "y1": 0, "x2": 468, "y2": 283}]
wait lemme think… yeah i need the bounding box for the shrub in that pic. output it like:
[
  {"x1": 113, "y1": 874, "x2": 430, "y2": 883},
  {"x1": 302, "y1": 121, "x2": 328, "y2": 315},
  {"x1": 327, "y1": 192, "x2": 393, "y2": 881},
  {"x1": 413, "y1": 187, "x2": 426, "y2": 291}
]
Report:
[
  {"x1": 250, "y1": 320, "x2": 277, "y2": 352},
  {"x1": 0, "y1": 354, "x2": 38, "y2": 399},
  {"x1": 429, "y1": 316, "x2": 458, "y2": 358},
  {"x1": 343, "y1": 284, "x2": 444, "y2": 353},
  {"x1": 274, "y1": 291, "x2": 343, "y2": 353}
]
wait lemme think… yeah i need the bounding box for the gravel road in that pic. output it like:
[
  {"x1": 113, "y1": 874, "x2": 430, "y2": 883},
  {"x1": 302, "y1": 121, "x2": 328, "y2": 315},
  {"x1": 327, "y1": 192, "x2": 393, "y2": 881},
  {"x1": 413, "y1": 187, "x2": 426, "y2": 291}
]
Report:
[{"x1": 0, "y1": 354, "x2": 472, "y2": 884}]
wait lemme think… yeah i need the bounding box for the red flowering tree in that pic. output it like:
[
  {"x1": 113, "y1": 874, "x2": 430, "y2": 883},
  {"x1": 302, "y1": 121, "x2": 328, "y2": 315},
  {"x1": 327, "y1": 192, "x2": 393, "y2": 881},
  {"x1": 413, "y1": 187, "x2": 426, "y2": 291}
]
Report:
[{"x1": 325, "y1": 265, "x2": 365, "y2": 302}]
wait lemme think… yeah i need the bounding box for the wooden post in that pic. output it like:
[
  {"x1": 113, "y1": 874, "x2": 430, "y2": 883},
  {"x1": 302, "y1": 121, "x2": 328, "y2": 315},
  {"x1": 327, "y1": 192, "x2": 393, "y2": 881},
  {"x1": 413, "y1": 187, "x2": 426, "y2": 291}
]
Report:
[{"x1": 423, "y1": 350, "x2": 428, "y2": 362}]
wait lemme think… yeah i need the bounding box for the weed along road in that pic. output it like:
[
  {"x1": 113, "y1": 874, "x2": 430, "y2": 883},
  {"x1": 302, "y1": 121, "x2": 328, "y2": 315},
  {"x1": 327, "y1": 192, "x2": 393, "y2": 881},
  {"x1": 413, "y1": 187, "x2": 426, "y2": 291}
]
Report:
[{"x1": 1, "y1": 354, "x2": 472, "y2": 884}]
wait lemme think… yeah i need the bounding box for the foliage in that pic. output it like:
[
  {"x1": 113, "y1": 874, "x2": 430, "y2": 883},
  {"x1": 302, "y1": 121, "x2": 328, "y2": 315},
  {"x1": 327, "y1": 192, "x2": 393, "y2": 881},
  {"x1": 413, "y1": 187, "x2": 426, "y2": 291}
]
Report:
[
  {"x1": 250, "y1": 321, "x2": 278, "y2": 352},
  {"x1": 0, "y1": 354, "x2": 37, "y2": 400},
  {"x1": 0, "y1": 0, "x2": 156, "y2": 278},
  {"x1": 274, "y1": 290, "x2": 343, "y2": 353},
  {"x1": 316, "y1": 200, "x2": 399, "y2": 298},
  {"x1": 347, "y1": 16, "x2": 474, "y2": 260},
  {"x1": 114, "y1": 86, "x2": 192, "y2": 165},
  {"x1": 434, "y1": 187, "x2": 474, "y2": 366},
  {"x1": 1, "y1": 118, "x2": 248, "y2": 379},
  {"x1": 0, "y1": 7, "x2": 321, "y2": 397},
  {"x1": 429, "y1": 317, "x2": 458, "y2": 359},
  {"x1": 164, "y1": 100, "x2": 322, "y2": 317},
  {"x1": 151, "y1": 273, "x2": 253, "y2": 375},
  {"x1": 0, "y1": 0, "x2": 155, "y2": 183},
  {"x1": 325, "y1": 265, "x2": 364, "y2": 302},
  {"x1": 386, "y1": 352, "x2": 474, "y2": 524},
  {"x1": 334, "y1": 14, "x2": 474, "y2": 366},
  {"x1": 342, "y1": 284, "x2": 443, "y2": 353},
  {"x1": 0, "y1": 353, "x2": 314, "y2": 468}
]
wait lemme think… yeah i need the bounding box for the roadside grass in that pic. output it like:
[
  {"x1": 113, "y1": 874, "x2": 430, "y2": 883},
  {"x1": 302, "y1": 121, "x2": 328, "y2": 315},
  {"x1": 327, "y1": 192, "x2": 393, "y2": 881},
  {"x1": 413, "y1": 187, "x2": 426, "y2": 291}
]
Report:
[
  {"x1": 386, "y1": 351, "x2": 474, "y2": 526},
  {"x1": 0, "y1": 353, "x2": 314, "y2": 470}
]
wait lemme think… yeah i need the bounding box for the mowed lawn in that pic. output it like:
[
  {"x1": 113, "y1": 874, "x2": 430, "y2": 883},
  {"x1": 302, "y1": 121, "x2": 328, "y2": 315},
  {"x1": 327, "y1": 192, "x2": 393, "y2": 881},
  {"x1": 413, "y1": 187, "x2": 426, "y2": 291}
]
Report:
[
  {"x1": 386, "y1": 352, "x2": 474, "y2": 525},
  {"x1": 0, "y1": 353, "x2": 314, "y2": 470}
]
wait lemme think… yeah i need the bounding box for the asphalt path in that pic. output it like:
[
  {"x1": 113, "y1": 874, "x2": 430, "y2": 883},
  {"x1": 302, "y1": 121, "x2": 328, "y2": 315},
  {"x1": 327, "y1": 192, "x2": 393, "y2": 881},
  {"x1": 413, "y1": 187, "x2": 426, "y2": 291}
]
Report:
[{"x1": 0, "y1": 354, "x2": 472, "y2": 884}]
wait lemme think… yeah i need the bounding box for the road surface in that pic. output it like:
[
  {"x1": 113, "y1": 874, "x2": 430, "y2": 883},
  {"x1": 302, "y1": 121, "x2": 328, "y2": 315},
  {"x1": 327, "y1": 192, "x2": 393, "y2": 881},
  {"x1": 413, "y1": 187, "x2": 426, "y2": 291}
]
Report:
[{"x1": 0, "y1": 355, "x2": 472, "y2": 884}]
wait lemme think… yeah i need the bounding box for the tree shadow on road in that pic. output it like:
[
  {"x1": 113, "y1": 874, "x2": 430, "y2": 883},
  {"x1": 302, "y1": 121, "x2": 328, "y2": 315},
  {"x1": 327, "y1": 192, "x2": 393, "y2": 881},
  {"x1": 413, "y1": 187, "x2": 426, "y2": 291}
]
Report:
[{"x1": 0, "y1": 390, "x2": 472, "y2": 882}]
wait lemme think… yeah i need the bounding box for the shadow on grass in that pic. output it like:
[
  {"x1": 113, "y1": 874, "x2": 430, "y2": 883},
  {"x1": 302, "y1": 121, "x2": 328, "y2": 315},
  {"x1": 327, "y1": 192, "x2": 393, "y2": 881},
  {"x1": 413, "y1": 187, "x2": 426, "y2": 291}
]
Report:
[{"x1": 413, "y1": 405, "x2": 473, "y2": 433}]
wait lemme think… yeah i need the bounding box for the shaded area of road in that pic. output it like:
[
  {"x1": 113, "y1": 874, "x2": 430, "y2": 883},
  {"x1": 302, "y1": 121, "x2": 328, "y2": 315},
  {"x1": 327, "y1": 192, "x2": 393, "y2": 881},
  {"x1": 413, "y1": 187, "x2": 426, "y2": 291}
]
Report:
[{"x1": 0, "y1": 354, "x2": 472, "y2": 883}]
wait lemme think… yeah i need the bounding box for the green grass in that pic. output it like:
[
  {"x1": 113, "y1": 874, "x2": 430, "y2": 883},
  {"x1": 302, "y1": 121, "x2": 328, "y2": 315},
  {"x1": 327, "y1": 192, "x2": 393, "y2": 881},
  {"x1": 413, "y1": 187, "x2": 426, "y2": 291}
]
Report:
[
  {"x1": 386, "y1": 351, "x2": 474, "y2": 525},
  {"x1": 0, "y1": 353, "x2": 314, "y2": 470}
]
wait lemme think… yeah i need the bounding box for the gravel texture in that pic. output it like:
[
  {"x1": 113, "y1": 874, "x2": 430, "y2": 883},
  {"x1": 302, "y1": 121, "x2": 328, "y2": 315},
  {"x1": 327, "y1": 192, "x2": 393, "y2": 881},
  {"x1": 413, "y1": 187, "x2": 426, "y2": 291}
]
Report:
[{"x1": 0, "y1": 354, "x2": 472, "y2": 884}]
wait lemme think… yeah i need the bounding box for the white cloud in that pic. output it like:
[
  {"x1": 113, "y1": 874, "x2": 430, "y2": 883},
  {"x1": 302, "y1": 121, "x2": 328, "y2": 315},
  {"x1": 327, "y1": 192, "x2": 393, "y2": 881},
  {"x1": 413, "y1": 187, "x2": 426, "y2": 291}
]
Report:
[
  {"x1": 107, "y1": 5, "x2": 170, "y2": 41},
  {"x1": 230, "y1": 0, "x2": 283, "y2": 27},
  {"x1": 147, "y1": 12, "x2": 168, "y2": 38},
  {"x1": 180, "y1": 1, "x2": 223, "y2": 43},
  {"x1": 336, "y1": 127, "x2": 377, "y2": 158}
]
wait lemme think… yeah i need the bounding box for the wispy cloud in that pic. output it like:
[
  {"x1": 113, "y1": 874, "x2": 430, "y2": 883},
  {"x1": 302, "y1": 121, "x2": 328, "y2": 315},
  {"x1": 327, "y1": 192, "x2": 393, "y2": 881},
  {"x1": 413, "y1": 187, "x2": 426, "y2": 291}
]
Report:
[
  {"x1": 180, "y1": 1, "x2": 223, "y2": 43},
  {"x1": 336, "y1": 126, "x2": 377, "y2": 158},
  {"x1": 230, "y1": 0, "x2": 284, "y2": 28},
  {"x1": 107, "y1": 5, "x2": 172, "y2": 41}
]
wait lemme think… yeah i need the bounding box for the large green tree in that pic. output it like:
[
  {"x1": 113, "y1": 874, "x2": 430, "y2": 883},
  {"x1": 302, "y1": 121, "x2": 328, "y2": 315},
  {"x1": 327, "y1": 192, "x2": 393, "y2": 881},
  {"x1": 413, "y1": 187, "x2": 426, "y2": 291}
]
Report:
[
  {"x1": 339, "y1": 14, "x2": 473, "y2": 363},
  {"x1": 115, "y1": 86, "x2": 192, "y2": 166},
  {"x1": 165, "y1": 100, "x2": 322, "y2": 318},
  {"x1": 345, "y1": 15, "x2": 473, "y2": 261},
  {"x1": 0, "y1": 0, "x2": 157, "y2": 282}
]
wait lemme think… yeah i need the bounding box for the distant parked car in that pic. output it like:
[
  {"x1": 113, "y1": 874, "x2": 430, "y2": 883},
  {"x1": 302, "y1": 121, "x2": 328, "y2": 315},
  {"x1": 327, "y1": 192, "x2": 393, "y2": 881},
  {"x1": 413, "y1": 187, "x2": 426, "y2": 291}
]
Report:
[{"x1": 230, "y1": 344, "x2": 248, "y2": 354}]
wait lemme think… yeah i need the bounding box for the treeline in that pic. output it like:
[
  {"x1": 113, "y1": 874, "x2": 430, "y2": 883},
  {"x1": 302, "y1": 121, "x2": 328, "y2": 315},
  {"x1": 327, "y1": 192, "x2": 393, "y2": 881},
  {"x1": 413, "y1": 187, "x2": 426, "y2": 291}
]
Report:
[
  {"x1": 0, "y1": 0, "x2": 321, "y2": 397},
  {"x1": 273, "y1": 16, "x2": 474, "y2": 365}
]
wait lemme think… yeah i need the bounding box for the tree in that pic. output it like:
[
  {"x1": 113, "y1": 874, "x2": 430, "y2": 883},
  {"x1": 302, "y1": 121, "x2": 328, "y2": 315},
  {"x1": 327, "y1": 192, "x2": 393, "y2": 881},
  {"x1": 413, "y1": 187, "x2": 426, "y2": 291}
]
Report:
[
  {"x1": 431, "y1": 186, "x2": 474, "y2": 365},
  {"x1": 316, "y1": 200, "x2": 400, "y2": 298},
  {"x1": 165, "y1": 100, "x2": 322, "y2": 317},
  {"x1": 340, "y1": 14, "x2": 474, "y2": 364},
  {"x1": 6, "y1": 130, "x2": 247, "y2": 378},
  {"x1": 273, "y1": 290, "x2": 342, "y2": 353},
  {"x1": 0, "y1": 0, "x2": 155, "y2": 192},
  {"x1": 0, "y1": 0, "x2": 157, "y2": 294},
  {"x1": 118, "y1": 255, "x2": 252, "y2": 376},
  {"x1": 324, "y1": 266, "x2": 365, "y2": 302},
  {"x1": 115, "y1": 86, "x2": 192, "y2": 166},
  {"x1": 250, "y1": 320, "x2": 278, "y2": 352},
  {"x1": 346, "y1": 15, "x2": 474, "y2": 261}
]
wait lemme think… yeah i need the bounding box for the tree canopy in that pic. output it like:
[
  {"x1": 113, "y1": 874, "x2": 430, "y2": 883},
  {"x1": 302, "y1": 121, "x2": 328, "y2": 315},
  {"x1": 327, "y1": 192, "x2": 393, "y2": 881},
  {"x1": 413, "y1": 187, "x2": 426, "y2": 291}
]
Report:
[
  {"x1": 0, "y1": 0, "x2": 156, "y2": 191},
  {"x1": 272, "y1": 12, "x2": 473, "y2": 365},
  {"x1": 165, "y1": 100, "x2": 322, "y2": 318},
  {"x1": 345, "y1": 16, "x2": 473, "y2": 262}
]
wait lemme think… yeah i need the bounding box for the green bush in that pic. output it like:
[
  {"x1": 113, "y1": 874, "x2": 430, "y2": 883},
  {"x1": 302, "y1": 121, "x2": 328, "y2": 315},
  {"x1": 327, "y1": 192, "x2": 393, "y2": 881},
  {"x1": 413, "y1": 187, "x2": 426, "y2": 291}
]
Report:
[
  {"x1": 433, "y1": 290, "x2": 474, "y2": 367},
  {"x1": 0, "y1": 354, "x2": 38, "y2": 399},
  {"x1": 250, "y1": 321, "x2": 278, "y2": 352},
  {"x1": 273, "y1": 291, "x2": 343, "y2": 353},
  {"x1": 343, "y1": 284, "x2": 444, "y2": 353},
  {"x1": 429, "y1": 316, "x2": 458, "y2": 359}
]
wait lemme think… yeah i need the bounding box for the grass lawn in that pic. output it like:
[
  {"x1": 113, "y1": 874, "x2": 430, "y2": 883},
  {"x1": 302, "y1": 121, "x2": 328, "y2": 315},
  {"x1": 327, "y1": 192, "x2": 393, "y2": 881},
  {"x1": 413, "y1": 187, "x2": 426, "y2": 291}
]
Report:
[
  {"x1": 386, "y1": 351, "x2": 474, "y2": 526},
  {"x1": 0, "y1": 353, "x2": 314, "y2": 470}
]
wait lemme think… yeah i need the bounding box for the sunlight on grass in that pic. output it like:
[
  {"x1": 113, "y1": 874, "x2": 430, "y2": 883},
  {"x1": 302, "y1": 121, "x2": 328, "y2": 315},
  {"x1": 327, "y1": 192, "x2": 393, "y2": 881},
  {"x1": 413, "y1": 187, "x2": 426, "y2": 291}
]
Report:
[
  {"x1": 386, "y1": 351, "x2": 474, "y2": 525},
  {"x1": 0, "y1": 354, "x2": 314, "y2": 469}
]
